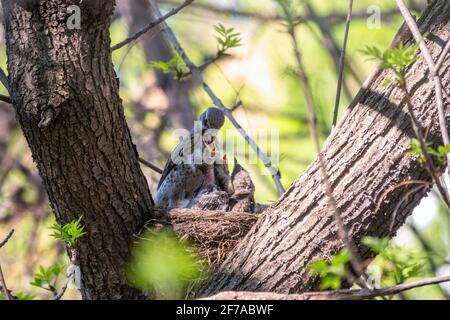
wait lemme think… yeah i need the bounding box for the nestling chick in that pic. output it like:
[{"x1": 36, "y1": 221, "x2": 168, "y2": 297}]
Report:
[{"x1": 229, "y1": 158, "x2": 255, "y2": 212}]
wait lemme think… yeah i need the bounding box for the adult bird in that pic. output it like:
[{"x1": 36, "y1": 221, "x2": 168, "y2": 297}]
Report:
[{"x1": 154, "y1": 107, "x2": 226, "y2": 209}]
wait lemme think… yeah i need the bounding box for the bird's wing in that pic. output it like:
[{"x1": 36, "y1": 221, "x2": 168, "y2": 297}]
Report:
[{"x1": 157, "y1": 133, "x2": 201, "y2": 189}]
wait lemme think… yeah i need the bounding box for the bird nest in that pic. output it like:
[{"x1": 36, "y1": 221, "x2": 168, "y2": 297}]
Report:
[{"x1": 169, "y1": 209, "x2": 258, "y2": 267}]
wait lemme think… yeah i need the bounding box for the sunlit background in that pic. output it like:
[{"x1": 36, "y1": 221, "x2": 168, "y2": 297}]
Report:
[{"x1": 1, "y1": 0, "x2": 449, "y2": 299}]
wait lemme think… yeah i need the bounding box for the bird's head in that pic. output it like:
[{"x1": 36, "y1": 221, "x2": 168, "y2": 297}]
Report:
[{"x1": 200, "y1": 107, "x2": 225, "y2": 130}]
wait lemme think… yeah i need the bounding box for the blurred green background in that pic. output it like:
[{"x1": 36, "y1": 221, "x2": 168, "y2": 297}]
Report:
[{"x1": 1, "y1": 0, "x2": 449, "y2": 300}]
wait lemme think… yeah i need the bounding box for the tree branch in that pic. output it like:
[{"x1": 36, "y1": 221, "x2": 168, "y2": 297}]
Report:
[
  {"x1": 332, "y1": 0, "x2": 353, "y2": 128},
  {"x1": 0, "y1": 94, "x2": 12, "y2": 104},
  {"x1": 0, "y1": 230, "x2": 14, "y2": 300},
  {"x1": 396, "y1": 0, "x2": 450, "y2": 175},
  {"x1": 436, "y1": 38, "x2": 450, "y2": 71},
  {"x1": 138, "y1": 157, "x2": 163, "y2": 174},
  {"x1": 0, "y1": 67, "x2": 10, "y2": 95},
  {"x1": 203, "y1": 275, "x2": 450, "y2": 300},
  {"x1": 281, "y1": 3, "x2": 367, "y2": 288},
  {"x1": 148, "y1": 0, "x2": 285, "y2": 196},
  {"x1": 111, "y1": 0, "x2": 195, "y2": 51},
  {"x1": 0, "y1": 230, "x2": 14, "y2": 249},
  {"x1": 54, "y1": 249, "x2": 78, "y2": 300}
]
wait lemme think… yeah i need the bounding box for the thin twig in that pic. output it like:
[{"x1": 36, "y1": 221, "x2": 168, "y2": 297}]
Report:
[
  {"x1": 332, "y1": 0, "x2": 353, "y2": 128},
  {"x1": 395, "y1": 0, "x2": 450, "y2": 177},
  {"x1": 436, "y1": 38, "x2": 450, "y2": 71},
  {"x1": 312, "y1": 274, "x2": 450, "y2": 300},
  {"x1": 139, "y1": 157, "x2": 163, "y2": 174},
  {"x1": 0, "y1": 230, "x2": 14, "y2": 249},
  {"x1": 0, "y1": 264, "x2": 12, "y2": 300},
  {"x1": 158, "y1": 0, "x2": 407, "y2": 26},
  {"x1": 149, "y1": 0, "x2": 285, "y2": 196},
  {"x1": 0, "y1": 67, "x2": 10, "y2": 95},
  {"x1": 0, "y1": 94, "x2": 12, "y2": 104},
  {"x1": 375, "y1": 180, "x2": 430, "y2": 213},
  {"x1": 400, "y1": 83, "x2": 450, "y2": 209},
  {"x1": 54, "y1": 249, "x2": 78, "y2": 300},
  {"x1": 0, "y1": 230, "x2": 15, "y2": 300},
  {"x1": 280, "y1": 4, "x2": 367, "y2": 288},
  {"x1": 390, "y1": 186, "x2": 425, "y2": 232},
  {"x1": 206, "y1": 274, "x2": 450, "y2": 300},
  {"x1": 337, "y1": 21, "x2": 412, "y2": 130},
  {"x1": 408, "y1": 223, "x2": 450, "y2": 300},
  {"x1": 112, "y1": 0, "x2": 195, "y2": 51},
  {"x1": 179, "y1": 54, "x2": 226, "y2": 79},
  {"x1": 305, "y1": 4, "x2": 363, "y2": 87}
]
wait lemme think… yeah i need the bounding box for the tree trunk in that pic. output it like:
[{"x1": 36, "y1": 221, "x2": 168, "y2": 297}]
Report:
[
  {"x1": 198, "y1": 0, "x2": 450, "y2": 296},
  {"x1": 1, "y1": 0, "x2": 154, "y2": 299}
]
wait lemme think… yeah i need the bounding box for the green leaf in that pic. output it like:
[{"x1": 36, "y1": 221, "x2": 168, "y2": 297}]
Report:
[
  {"x1": 361, "y1": 42, "x2": 419, "y2": 84},
  {"x1": 126, "y1": 229, "x2": 206, "y2": 299},
  {"x1": 214, "y1": 23, "x2": 242, "y2": 55},
  {"x1": 31, "y1": 263, "x2": 65, "y2": 289},
  {"x1": 15, "y1": 292, "x2": 35, "y2": 300},
  {"x1": 309, "y1": 249, "x2": 351, "y2": 290},
  {"x1": 49, "y1": 216, "x2": 86, "y2": 247},
  {"x1": 362, "y1": 236, "x2": 390, "y2": 254}
]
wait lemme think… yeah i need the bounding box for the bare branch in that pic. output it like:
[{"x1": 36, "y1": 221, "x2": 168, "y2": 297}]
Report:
[
  {"x1": 111, "y1": 0, "x2": 195, "y2": 51},
  {"x1": 339, "y1": 21, "x2": 412, "y2": 128},
  {"x1": 408, "y1": 223, "x2": 450, "y2": 299},
  {"x1": 332, "y1": 0, "x2": 353, "y2": 128},
  {"x1": 138, "y1": 157, "x2": 163, "y2": 174},
  {"x1": 54, "y1": 249, "x2": 78, "y2": 300},
  {"x1": 0, "y1": 67, "x2": 10, "y2": 95},
  {"x1": 0, "y1": 94, "x2": 12, "y2": 104},
  {"x1": 400, "y1": 82, "x2": 450, "y2": 209},
  {"x1": 436, "y1": 38, "x2": 450, "y2": 71},
  {"x1": 158, "y1": 0, "x2": 410, "y2": 26},
  {"x1": 0, "y1": 230, "x2": 14, "y2": 249},
  {"x1": 280, "y1": 3, "x2": 367, "y2": 287},
  {"x1": 179, "y1": 54, "x2": 228, "y2": 79},
  {"x1": 203, "y1": 275, "x2": 450, "y2": 300},
  {"x1": 395, "y1": 0, "x2": 450, "y2": 175},
  {"x1": 148, "y1": 0, "x2": 285, "y2": 196},
  {"x1": 0, "y1": 230, "x2": 15, "y2": 300},
  {"x1": 305, "y1": 4, "x2": 363, "y2": 89}
]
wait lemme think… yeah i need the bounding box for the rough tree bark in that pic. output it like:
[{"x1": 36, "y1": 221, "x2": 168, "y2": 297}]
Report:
[
  {"x1": 197, "y1": 0, "x2": 450, "y2": 296},
  {"x1": 1, "y1": 0, "x2": 154, "y2": 299}
]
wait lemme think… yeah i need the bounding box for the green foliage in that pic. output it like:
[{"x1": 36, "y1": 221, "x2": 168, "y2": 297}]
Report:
[
  {"x1": 361, "y1": 42, "x2": 419, "y2": 84},
  {"x1": 49, "y1": 216, "x2": 86, "y2": 247},
  {"x1": 309, "y1": 249, "x2": 351, "y2": 290},
  {"x1": 15, "y1": 292, "x2": 35, "y2": 300},
  {"x1": 363, "y1": 237, "x2": 429, "y2": 285},
  {"x1": 274, "y1": 0, "x2": 303, "y2": 28},
  {"x1": 362, "y1": 236, "x2": 390, "y2": 254},
  {"x1": 0, "y1": 292, "x2": 5, "y2": 300},
  {"x1": 126, "y1": 229, "x2": 206, "y2": 299},
  {"x1": 150, "y1": 24, "x2": 241, "y2": 80},
  {"x1": 150, "y1": 55, "x2": 189, "y2": 81},
  {"x1": 30, "y1": 263, "x2": 65, "y2": 291},
  {"x1": 214, "y1": 23, "x2": 242, "y2": 56},
  {"x1": 310, "y1": 237, "x2": 431, "y2": 294},
  {"x1": 407, "y1": 139, "x2": 450, "y2": 167}
]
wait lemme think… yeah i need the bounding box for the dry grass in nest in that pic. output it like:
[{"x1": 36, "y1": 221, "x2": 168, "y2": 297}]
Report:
[{"x1": 169, "y1": 209, "x2": 258, "y2": 267}]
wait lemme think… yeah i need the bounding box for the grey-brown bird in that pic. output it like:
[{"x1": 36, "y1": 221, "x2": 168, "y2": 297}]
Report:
[
  {"x1": 229, "y1": 158, "x2": 255, "y2": 212},
  {"x1": 154, "y1": 107, "x2": 225, "y2": 209}
]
